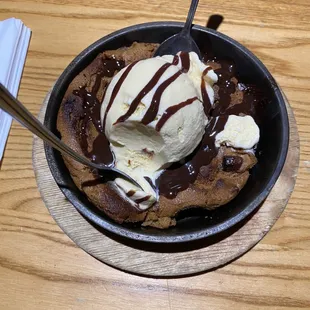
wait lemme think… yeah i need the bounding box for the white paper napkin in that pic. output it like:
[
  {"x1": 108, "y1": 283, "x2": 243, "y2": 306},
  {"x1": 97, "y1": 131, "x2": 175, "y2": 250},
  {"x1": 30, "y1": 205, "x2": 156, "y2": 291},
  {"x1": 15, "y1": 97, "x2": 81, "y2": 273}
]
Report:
[{"x1": 0, "y1": 18, "x2": 31, "y2": 161}]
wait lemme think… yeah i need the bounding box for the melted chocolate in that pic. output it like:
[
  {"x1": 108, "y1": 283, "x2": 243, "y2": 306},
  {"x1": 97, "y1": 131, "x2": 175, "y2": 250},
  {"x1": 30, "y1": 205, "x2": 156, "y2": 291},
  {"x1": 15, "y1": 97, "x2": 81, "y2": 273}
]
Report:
[
  {"x1": 102, "y1": 61, "x2": 138, "y2": 129},
  {"x1": 73, "y1": 86, "x2": 114, "y2": 165},
  {"x1": 223, "y1": 156, "x2": 243, "y2": 172},
  {"x1": 93, "y1": 58, "x2": 125, "y2": 92},
  {"x1": 156, "y1": 96, "x2": 198, "y2": 131},
  {"x1": 210, "y1": 58, "x2": 236, "y2": 116},
  {"x1": 135, "y1": 195, "x2": 151, "y2": 204},
  {"x1": 170, "y1": 54, "x2": 180, "y2": 66},
  {"x1": 127, "y1": 190, "x2": 136, "y2": 197},
  {"x1": 201, "y1": 67, "x2": 213, "y2": 115},
  {"x1": 73, "y1": 58, "x2": 125, "y2": 165},
  {"x1": 127, "y1": 187, "x2": 151, "y2": 206},
  {"x1": 157, "y1": 116, "x2": 228, "y2": 198},
  {"x1": 179, "y1": 51, "x2": 190, "y2": 72},
  {"x1": 90, "y1": 134, "x2": 113, "y2": 164},
  {"x1": 209, "y1": 57, "x2": 264, "y2": 123}
]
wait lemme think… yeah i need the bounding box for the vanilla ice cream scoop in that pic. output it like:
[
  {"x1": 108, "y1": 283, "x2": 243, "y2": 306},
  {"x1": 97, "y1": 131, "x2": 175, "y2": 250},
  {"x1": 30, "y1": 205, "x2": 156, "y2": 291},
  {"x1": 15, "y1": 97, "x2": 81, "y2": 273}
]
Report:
[{"x1": 101, "y1": 52, "x2": 217, "y2": 210}]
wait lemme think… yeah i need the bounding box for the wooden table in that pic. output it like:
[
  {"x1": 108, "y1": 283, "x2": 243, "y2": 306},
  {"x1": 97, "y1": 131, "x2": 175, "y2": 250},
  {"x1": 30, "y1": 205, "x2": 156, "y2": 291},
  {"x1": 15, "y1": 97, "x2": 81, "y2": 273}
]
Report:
[{"x1": 0, "y1": 0, "x2": 310, "y2": 309}]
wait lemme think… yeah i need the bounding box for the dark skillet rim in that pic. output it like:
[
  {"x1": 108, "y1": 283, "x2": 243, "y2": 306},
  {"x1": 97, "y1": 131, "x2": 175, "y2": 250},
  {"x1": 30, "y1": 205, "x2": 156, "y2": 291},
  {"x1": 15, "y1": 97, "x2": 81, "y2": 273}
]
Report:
[{"x1": 44, "y1": 21, "x2": 289, "y2": 243}]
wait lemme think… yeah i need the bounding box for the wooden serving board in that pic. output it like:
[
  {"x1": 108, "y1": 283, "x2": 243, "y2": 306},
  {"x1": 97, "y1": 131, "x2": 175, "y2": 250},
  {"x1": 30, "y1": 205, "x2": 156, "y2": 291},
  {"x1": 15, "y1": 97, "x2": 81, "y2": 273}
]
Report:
[{"x1": 32, "y1": 90, "x2": 299, "y2": 277}]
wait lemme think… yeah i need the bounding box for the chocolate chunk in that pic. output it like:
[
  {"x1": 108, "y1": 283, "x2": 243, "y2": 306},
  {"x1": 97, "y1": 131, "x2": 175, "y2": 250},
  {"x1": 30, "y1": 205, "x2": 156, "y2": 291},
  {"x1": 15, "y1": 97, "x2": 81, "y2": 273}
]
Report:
[
  {"x1": 199, "y1": 164, "x2": 216, "y2": 181},
  {"x1": 231, "y1": 186, "x2": 239, "y2": 194},
  {"x1": 223, "y1": 156, "x2": 243, "y2": 172},
  {"x1": 215, "y1": 179, "x2": 225, "y2": 189},
  {"x1": 200, "y1": 166, "x2": 210, "y2": 178}
]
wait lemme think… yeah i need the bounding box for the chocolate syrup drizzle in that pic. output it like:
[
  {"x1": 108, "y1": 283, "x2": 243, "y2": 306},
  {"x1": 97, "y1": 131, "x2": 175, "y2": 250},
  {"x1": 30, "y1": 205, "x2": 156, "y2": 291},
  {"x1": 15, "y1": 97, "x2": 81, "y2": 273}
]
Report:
[
  {"x1": 102, "y1": 60, "x2": 138, "y2": 129},
  {"x1": 127, "y1": 190, "x2": 136, "y2": 197},
  {"x1": 179, "y1": 51, "x2": 190, "y2": 72},
  {"x1": 135, "y1": 195, "x2": 151, "y2": 204},
  {"x1": 115, "y1": 62, "x2": 172, "y2": 124},
  {"x1": 141, "y1": 70, "x2": 183, "y2": 125},
  {"x1": 155, "y1": 96, "x2": 198, "y2": 131},
  {"x1": 73, "y1": 51, "x2": 264, "y2": 199},
  {"x1": 73, "y1": 58, "x2": 125, "y2": 165},
  {"x1": 157, "y1": 116, "x2": 228, "y2": 197},
  {"x1": 201, "y1": 67, "x2": 212, "y2": 115}
]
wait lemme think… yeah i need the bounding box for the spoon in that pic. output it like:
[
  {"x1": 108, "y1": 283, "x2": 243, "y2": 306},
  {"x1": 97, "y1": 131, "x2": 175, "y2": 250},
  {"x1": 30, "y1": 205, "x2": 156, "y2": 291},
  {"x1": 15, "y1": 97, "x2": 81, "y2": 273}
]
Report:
[
  {"x1": 0, "y1": 83, "x2": 142, "y2": 189},
  {"x1": 154, "y1": 0, "x2": 201, "y2": 57}
]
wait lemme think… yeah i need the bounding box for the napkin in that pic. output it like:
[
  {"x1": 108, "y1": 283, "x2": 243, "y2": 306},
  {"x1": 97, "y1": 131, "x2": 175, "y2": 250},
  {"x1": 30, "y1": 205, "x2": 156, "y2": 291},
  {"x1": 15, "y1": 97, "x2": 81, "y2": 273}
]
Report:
[{"x1": 0, "y1": 18, "x2": 31, "y2": 161}]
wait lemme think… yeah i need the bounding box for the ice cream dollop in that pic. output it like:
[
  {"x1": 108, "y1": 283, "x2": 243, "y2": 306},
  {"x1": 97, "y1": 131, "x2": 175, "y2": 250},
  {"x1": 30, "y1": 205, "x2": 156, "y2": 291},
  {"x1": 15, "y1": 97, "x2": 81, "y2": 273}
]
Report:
[
  {"x1": 101, "y1": 52, "x2": 218, "y2": 209},
  {"x1": 215, "y1": 115, "x2": 260, "y2": 149}
]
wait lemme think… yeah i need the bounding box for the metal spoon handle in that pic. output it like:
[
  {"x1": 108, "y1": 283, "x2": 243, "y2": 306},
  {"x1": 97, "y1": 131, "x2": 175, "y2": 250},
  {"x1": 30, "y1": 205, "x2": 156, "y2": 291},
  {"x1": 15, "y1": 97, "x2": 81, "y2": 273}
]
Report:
[
  {"x1": 0, "y1": 84, "x2": 100, "y2": 168},
  {"x1": 0, "y1": 84, "x2": 142, "y2": 188},
  {"x1": 182, "y1": 0, "x2": 199, "y2": 35}
]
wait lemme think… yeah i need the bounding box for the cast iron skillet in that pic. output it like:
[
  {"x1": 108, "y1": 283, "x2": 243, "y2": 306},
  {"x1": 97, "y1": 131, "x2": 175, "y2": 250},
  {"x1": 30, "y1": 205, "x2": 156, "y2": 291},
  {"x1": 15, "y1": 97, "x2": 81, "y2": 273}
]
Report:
[{"x1": 44, "y1": 22, "x2": 289, "y2": 243}]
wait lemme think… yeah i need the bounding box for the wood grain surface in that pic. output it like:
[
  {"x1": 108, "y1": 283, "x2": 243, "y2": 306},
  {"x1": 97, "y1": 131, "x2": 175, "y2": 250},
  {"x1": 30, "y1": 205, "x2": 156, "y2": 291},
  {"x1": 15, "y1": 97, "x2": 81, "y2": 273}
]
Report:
[
  {"x1": 32, "y1": 90, "x2": 299, "y2": 277},
  {"x1": 0, "y1": 0, "x2": 310, "y2": 308}
]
